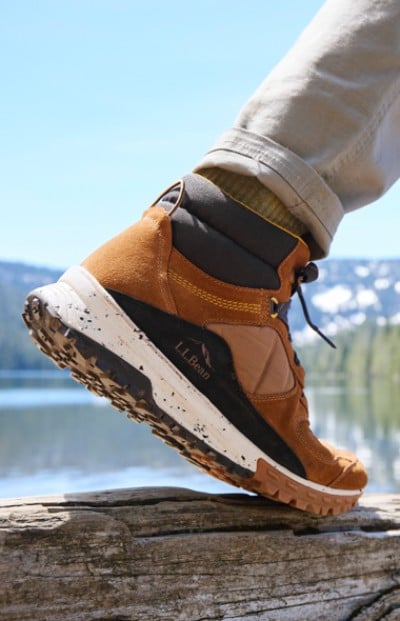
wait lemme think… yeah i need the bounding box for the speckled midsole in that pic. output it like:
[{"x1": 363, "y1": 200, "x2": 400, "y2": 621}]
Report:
[{"x1": 31, "y1": 264, "x2": 360, "y2": 498}]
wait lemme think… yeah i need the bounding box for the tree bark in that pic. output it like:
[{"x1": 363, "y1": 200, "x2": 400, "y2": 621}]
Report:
[{"x1": 0, "y1": 488, "x2": 399, "y2": 620}]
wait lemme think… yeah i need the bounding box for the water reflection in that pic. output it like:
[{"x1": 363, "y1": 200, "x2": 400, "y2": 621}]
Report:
[
  {"x1": 0, "y1": 372, "x2": 399, "y2": 498},
  {"x1": 0, "y1": 372, "x2": 232, "y2": 498},
  {"x1": 308, "y1": 377, "x2": 400, "y2": 493}
]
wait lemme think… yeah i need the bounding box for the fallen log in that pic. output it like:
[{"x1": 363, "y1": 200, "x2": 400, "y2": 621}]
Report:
[{"x1": 0, "y1": 488, "x2": 399, "y2": 620}]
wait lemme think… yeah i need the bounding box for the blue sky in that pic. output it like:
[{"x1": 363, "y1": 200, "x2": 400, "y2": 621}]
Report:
[{"x1": 1, "y1": 0, "x2": 399, "y2": 269}]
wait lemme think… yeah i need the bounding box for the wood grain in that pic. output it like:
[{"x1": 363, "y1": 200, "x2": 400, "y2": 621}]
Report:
[{"x1": 1, "y1": 488, "x2": 399, "y2": 620}]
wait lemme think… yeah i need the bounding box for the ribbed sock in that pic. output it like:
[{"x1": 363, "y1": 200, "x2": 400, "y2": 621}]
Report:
[{"x1": 197, "y1": 167, "x2": 308, "y2": 239}]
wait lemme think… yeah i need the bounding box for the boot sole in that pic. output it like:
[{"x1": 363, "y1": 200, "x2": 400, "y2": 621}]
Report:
[{"x1": 22, "y1": 266, "x2": 362, "y2": 516}]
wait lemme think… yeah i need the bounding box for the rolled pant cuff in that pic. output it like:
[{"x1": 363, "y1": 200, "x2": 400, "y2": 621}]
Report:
[{"x1": 194, "y1": 128, "x2": 344, "y2": 259}]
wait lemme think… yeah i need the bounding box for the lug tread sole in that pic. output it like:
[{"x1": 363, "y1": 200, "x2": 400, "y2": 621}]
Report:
[{"x1": 23, "y1": 295, "x2": 360, "y2": 516}]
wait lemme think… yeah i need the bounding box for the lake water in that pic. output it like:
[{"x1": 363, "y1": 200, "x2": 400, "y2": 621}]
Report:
[{"x1": 1, "y1": 370, "x2": 399, "y2": 499}]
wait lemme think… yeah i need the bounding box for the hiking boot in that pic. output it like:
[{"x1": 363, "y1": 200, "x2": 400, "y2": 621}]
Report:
[{"x1": 22, "y1": 174, "x2": 367, "y2": 515}]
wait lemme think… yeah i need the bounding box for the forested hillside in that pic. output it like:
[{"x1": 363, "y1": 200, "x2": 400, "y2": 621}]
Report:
[
  {"x1": 298, "y1": 321, "x2": 400, "y2": 382},
  {"x1": 0, "y1": 262, "x2": 61, "y2": 369}
]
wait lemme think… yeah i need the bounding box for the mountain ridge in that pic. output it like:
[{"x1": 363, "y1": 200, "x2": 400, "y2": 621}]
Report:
[{"x1": 290, "y1": 257, "x2": 400, "y2": 345}]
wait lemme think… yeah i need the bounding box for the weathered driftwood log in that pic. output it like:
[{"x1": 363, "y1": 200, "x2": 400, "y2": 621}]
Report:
[{"x1": 0, "y1": 488, "x2": 399, "y2": 621}]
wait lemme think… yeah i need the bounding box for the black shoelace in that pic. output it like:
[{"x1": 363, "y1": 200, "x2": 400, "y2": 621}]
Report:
[
  {"x1": 295, "y1": 263, "x2": 336, "y2": 349},
  {"x1": 271, "y1": 262, "x2": 336, "y2": 349}
]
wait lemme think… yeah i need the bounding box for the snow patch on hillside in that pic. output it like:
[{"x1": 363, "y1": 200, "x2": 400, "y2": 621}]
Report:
[
  {"x1": 354, "y1": 265, "x2": 370, "y2": 278},
  {"x1": 312, "y1": 286, "x2": 352, "y2": 313},
  {"x1": 355, "y1": 289, "x2": 378, "y2": 308}
]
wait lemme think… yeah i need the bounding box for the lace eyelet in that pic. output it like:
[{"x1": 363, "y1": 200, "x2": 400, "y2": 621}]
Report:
[{"x1": 270, "y1": 297, "x2": 279, "y2": 319}]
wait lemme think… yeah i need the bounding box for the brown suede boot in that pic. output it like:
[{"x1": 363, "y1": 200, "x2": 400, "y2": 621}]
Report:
[{"x1": 23, "y1": 175, "x2": 367, "y2": 515}]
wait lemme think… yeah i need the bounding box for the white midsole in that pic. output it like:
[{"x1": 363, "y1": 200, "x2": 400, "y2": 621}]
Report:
[{"x1": 32, "y1": 265, "x2": 359, "y2": 497}]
